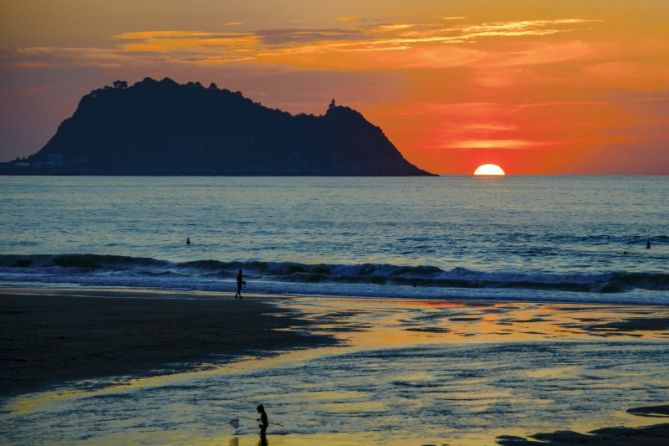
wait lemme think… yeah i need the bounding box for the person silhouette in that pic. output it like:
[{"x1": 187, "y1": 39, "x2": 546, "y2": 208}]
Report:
[
  {"x1": 646, "y1": 240, "x2": 651, "y2": 249},
  {"x1": 256, "y1": 404, "x2": 268, "y2": 440},
  {"x1": 235, "y1": 269, "x2": 244, "y2": 299},
  {"x1": 186, "y1": 237, "x2": 191, "y2": 245}
]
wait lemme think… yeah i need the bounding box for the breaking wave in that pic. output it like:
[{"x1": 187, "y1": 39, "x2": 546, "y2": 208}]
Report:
[{"x1": 1, "y1": 254, "x2": 668, "y2": 304}]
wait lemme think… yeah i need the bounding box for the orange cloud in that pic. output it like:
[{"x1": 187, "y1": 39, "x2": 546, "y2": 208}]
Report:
[
  {"x1": 115, "y1": 30, "x2": 259, "y2": 54},
  {"x1": 443, "y1": 139, "x2": 556, "y2": 149},
  {"x1": 10, "y1": 17, "x2": 601, "y2": 69},
  {"x1": 335, "y1": 16, "x2": 360, "y2": 23}
]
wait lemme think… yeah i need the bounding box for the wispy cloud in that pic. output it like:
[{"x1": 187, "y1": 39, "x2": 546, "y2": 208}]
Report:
[
  {"x1": 15, "y1": 46, "x2": 140, "y2": 68},
  {"x1": 115, "y1": 30, "x2": 258, "y2": 54},
  {"x1": 464, "y1": 123, "x2": 517, "y2": 132},
  {"x1": 335, "y1": 16, "x2": 360, "y2": 23},
  {"x1": 376, "y1": 18, "x2": 600, "y2": 44},
  {"x1": 256, "y1": 28, "x2": 364, "y2": 45},
  {"x1": 8, "y1": 17, "x2": 601, "y2": 70},
  {"x1": 443, "y1": 139, "x2": 555, "y2": 149}
]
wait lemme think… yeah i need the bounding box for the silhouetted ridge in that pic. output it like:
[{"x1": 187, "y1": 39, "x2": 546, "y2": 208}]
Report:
[{"x1": 17, "y1": 77, "x2": 432, "y2": 175}]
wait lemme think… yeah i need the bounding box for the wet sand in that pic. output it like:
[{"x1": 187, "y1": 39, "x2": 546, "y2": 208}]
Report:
[
  {"x1": 0, "y1": 288, "x2": 334, "y2": 398},
  {"x1": 497, "y1": 424, "x2": 669, "y2": 445},
  {"x1": 2, "y1": 288, "x2": 669, "y2": 445},
  {"x1": 498, "y1": 404, "x2": 669, "y2": 445}
]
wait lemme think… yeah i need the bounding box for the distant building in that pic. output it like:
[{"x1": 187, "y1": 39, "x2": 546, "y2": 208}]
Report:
[{"x1": 46, "y1": 153, "x2": 64, "y2": 167}]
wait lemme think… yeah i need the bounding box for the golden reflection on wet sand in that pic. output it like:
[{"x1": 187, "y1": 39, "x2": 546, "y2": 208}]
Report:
[{"x1": 5, "y1": 291, "x2": 669, "y2": 445}]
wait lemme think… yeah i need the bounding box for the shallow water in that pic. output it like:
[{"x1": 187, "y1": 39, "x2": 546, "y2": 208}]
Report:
[
  {"x1": 0, "y1": 176, "x2": 667, "y2": 303},
  {"x1": 2, "y1": 295, "x2": 668, "y2": 446}
]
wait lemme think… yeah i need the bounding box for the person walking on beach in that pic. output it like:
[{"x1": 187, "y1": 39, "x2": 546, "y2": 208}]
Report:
[
  {"x1": 256, "y1": 404, "x2": 269, "y2": 438},
  {"x1": 235, "y1": 269, "x2": 244, "y2": 299}
]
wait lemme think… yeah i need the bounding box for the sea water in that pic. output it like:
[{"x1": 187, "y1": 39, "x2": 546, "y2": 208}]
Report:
[{"x1": 0, "y1": 175, "x2": 667, "y2": 303}]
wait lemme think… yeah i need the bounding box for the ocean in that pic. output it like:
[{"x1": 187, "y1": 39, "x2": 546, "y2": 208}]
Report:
[{"x1": 0, "y1": 175, "x2": 667, "y2": 304}]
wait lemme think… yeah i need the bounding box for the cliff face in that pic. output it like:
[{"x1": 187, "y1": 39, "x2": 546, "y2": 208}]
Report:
[{"x1": 26, "y1": 77, "x2": 432, "y2": 176}]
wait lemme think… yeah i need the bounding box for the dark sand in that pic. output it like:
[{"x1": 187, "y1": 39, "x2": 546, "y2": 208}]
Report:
[
  {"x1": 628, "y1": 405, "x2": 669, "y2": 418},
  {"x1": 497, "y1": 424, "x2": 669, "y2": 445},
  {"x1": 585, "y1": 317, "x2": 669, "y2": 332},
  {"x1": 0, "y1": 290, "x2": 335, "y2": 398},
  {"x1": 497, "y1": 404, "x2": 669, "y2": 445}
]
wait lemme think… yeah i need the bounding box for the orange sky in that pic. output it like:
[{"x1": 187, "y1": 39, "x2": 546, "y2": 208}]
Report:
[{"x1": 1, "y1": 0, "x2": 668, "y2": 174}]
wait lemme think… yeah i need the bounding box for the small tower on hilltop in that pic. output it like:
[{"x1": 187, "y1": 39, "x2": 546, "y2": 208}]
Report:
[{"x1": 329, "y1": 98, "x2": 336, "y2": 110}]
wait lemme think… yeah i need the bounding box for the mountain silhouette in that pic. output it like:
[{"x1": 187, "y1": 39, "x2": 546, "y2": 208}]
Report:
[{"x1": 8, "y1": 77, "x2": 432, "y2": 176}]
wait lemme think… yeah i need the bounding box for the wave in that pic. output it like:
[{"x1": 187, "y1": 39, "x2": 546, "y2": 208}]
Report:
[{"x1": 1, "y1": 254, "x2": 668, "y2": 299}]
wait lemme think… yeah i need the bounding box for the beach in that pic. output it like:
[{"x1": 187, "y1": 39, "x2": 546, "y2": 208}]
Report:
[
  {"x1": 1, "y1": 286, "x2": 668, "y2": 445},
  {"x1": 0, "y1": 288, "x2": 335, "y2": 398}
]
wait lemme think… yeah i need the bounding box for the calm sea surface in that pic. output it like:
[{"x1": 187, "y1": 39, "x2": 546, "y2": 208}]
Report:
[{"x1": 0, "y1": 176, "x2": 667, "y2": 303}]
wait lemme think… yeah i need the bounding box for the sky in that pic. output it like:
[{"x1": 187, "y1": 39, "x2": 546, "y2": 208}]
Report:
[{"x1": 1, "y1": 0, "x2": 668, "y2": 174}]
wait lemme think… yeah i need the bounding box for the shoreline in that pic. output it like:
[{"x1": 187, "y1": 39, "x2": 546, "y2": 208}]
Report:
[
  {"x1": 3, "y1": 284, "x2": 669, "y2": 400},
  {"x1": 1, "y1": 280, "x2": 668, "y2": 309},
  {"x1": 2, "y1": 252, "x2": 668, "y2": 307},
  {"x1": 0, "y1": 287, "x2": 336, "y2": 399}
]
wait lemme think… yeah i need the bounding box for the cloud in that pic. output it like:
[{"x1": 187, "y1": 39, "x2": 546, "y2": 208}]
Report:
[
  {"x1": 8, "y1": 16, "x2": 601, "y2": 69},
  {"x1": 388, "y1": 18, "x2": 600, "y2": 44},
  {"x1": 459, "y1": 18, "x2": 598, "y2": 37},
  {"x1": 115, "y1": 30, "x2": 258, "y2": 54},
  {"x1": 256, "y1": 28, "x2": 365, "y2": 45},
  {"x1": 443, "y1": 139, "x2": 555, "y2": 149},
  {"x1": 465, "y1": 123, "x2": 517, "y2": 131},
  {"x1": 115, "y1": 31, "x2": 235, "y2": 39},
  {"x1": 15, "y1": 46, "x2": 138, "y2": 68},
  {"x1": 376, "y1": 24, "x2": 414, "y2": 32},
  {"x1": 335, "y1": 16, "x2": 360, "y2": 23}
]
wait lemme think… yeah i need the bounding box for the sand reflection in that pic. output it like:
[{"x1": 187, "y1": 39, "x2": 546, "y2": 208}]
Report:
[{"x1": 3, "y1": 294, "x2": 669, "y2": 445}]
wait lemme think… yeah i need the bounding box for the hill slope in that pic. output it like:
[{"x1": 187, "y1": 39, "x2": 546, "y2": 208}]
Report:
[{"x1": 15, "y1": 78, "x2": 432, "y2": 176}]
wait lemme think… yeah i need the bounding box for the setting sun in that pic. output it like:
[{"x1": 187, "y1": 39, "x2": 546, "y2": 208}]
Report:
[{"x1": 474, "y1": 164, "x2": 506, "y2": 176}]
